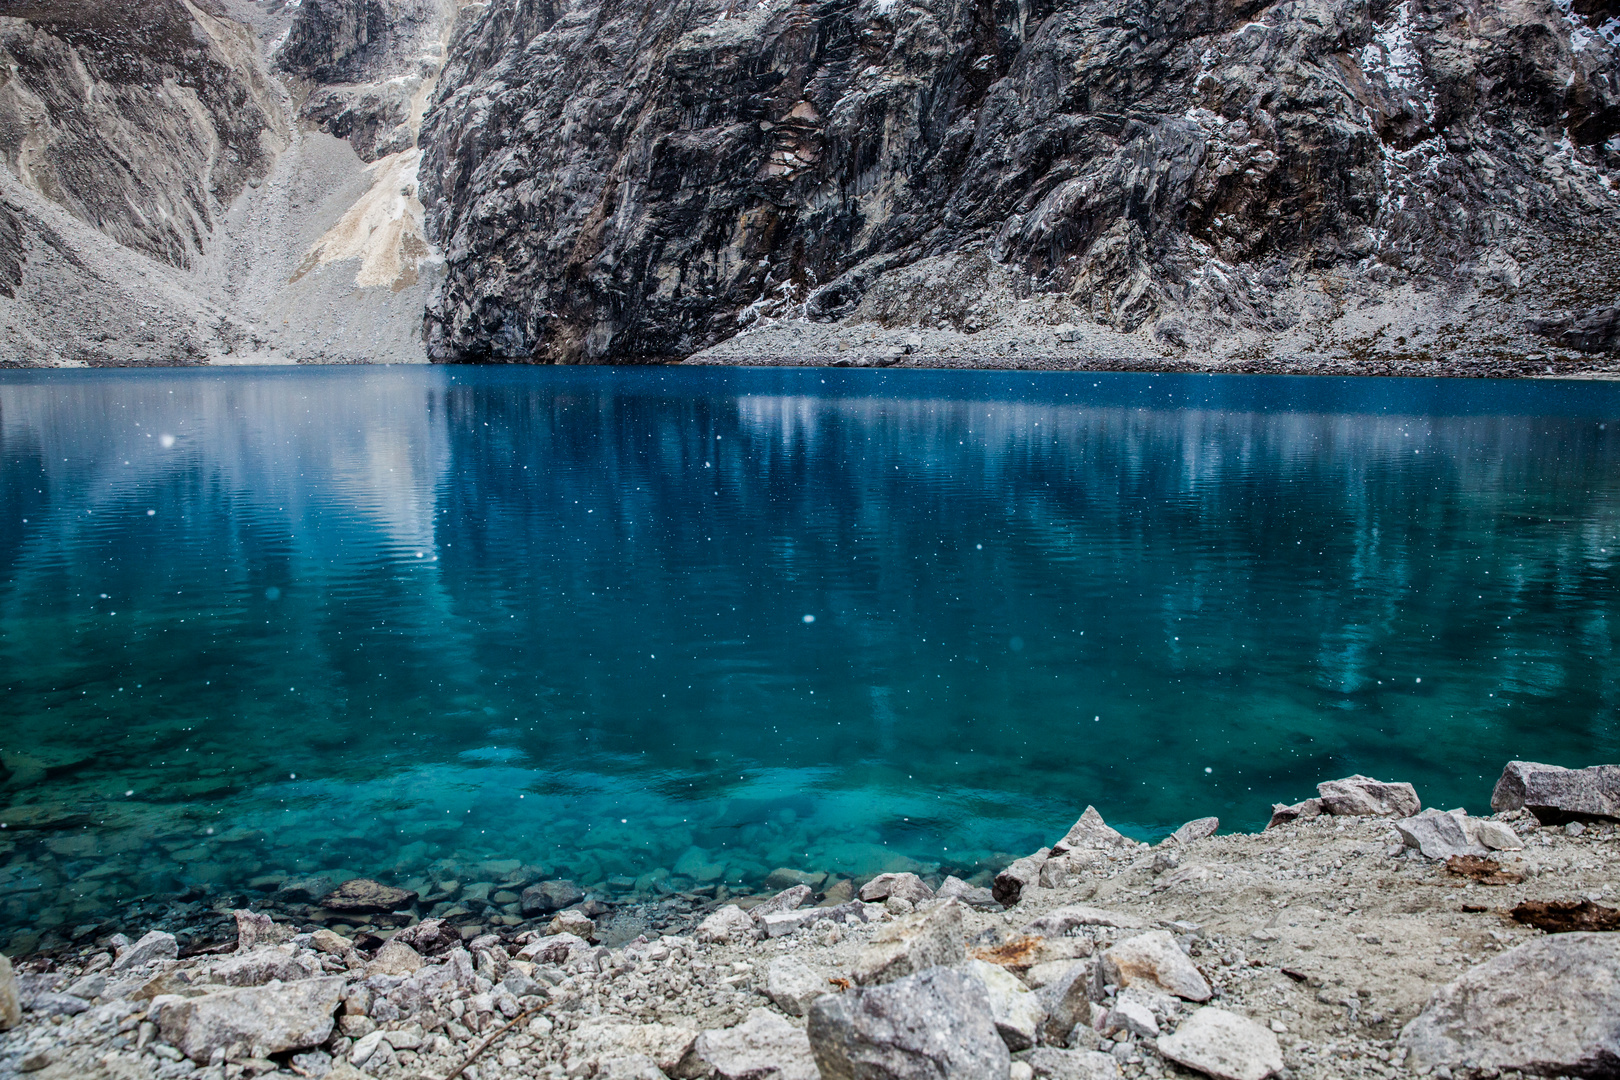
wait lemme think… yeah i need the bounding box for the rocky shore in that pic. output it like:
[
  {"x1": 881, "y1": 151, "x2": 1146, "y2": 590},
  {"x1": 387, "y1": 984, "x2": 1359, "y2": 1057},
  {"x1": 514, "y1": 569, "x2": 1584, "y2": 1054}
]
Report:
[{"x1": 3, "y1": 760, "x2": 1618, "y2": 1080}]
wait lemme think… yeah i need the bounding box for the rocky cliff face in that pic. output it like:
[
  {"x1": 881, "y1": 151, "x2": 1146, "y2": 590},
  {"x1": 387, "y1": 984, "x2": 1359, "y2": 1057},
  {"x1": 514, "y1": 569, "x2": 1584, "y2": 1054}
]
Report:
[{"x1": 418, "y1": 0, "x2": 1620, "y2": 363}]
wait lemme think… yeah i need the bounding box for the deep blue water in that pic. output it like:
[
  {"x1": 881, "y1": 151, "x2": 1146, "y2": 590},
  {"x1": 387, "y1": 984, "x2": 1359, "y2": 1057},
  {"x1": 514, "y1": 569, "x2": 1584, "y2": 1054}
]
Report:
[{"x1": 1, "y1": 366, "x2": 1618, "y2": 943}]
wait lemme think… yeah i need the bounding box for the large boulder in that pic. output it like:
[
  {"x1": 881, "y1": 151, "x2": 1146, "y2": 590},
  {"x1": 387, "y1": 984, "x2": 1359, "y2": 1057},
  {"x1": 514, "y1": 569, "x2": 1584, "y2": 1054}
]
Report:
[
  {"x1": 1157, "y1": 1007, "x2": 1283, "y2": 1080},
  {"x1": 1096, "y1": 931, "x2": 1211, "y2": 1002},
  {"x1": 750, "y1": 884, "x2": 814, "y2": 919},
  {"x1": 1050, "y1": 808, "x2": 1128, "y2": 856},
  {"x1": 691, "y1": 1008, "x2": 819, "y2": 1080},
  {"x1": 697, "y1": 905, "x2": 757, "y2": 944},
  {"x1": 992, "y1": 849, "x2": 1050, "y2": 908},
  {"x1": 859, "y1": 874, "x2": 935, "y2": 905},
  {"x1": 1393, "y1": 809, "x2": 1490, "y2": 860},
  {"x1": 1166, "y1": 817, "x2": 1219, "y2": 845},
  {"x1": 1035, "y1": 961, "x2": 1095, "y2": 1046},
  {"x1": 1491, "y1": 761, "x2": 1620, "y2": 823},
  {"x1": 1315, "y1": 776, "x2": 1420, "y2": 818},
  {"x1": 113, "y1": 930, "x2": 178, "y2": 972},
  {"x1": 808, "y1": 966, "x2": 1011, "y2": 1080},
  {"x1": 935, "y1": 876, "x2": 1000, "y2": 909},
  {"x1": 155, "y1": 977, "x2": 347, "y2": 1062},
  {"x1": 853, "y1": 902, "x2": 965, "y2": 985},
  {"x1": 1398, "y1": 932, "x2": 1620, "y2": 1076},
  {"x1": 767, "y1": 957, "x2": 833, "y2": 1017},
  {"x1": 1265, "y1": 798, "x2": 1322, "y2": 829}
]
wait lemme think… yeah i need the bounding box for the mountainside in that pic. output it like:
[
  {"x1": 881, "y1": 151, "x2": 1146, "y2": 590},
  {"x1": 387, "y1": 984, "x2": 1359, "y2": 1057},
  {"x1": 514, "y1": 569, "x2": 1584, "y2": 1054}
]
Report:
[
  {"x1": 419, "y1": 0, "x2": 1620, "y2": 366},
  {"x1": 0, "y1": 0, "x2": 1615, "y2": 368}
]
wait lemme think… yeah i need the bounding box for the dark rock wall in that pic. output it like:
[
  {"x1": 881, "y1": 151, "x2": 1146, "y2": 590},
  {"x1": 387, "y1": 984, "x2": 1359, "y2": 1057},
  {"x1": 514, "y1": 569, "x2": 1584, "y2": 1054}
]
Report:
[
  {"x1": 0, "y1": 1, "x2": 285, "y2": 268},
  {"x1": 419, "y1": 0, "x2": 1620, "y2": 361}
]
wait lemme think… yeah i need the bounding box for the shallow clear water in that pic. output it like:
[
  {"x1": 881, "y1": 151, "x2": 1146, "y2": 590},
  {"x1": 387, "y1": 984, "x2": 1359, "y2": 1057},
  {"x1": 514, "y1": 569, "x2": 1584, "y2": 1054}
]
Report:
[{"x1": 2, "y1": 366, "x2": 1619, "y2": 943}]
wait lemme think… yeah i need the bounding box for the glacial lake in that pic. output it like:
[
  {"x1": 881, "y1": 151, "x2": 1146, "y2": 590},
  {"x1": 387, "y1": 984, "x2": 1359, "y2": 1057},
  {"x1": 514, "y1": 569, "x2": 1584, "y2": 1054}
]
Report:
[{"x1": 2, "y1": 365, "x2": 1618, "y2": 946}]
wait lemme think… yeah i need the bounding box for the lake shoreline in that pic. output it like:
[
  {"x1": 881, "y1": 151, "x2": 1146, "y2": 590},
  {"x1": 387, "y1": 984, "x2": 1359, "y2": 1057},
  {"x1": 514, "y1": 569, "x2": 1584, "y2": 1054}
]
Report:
[{"x1": 3, "y1": 763, "x2": 1617, "y2": 1080}]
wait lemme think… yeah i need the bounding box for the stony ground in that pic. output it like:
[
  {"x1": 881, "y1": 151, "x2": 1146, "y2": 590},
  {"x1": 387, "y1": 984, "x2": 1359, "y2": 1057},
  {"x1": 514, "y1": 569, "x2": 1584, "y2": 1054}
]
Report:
[{"x1": 1, "y1": 775, "x2": 1613, "y2": 1080}]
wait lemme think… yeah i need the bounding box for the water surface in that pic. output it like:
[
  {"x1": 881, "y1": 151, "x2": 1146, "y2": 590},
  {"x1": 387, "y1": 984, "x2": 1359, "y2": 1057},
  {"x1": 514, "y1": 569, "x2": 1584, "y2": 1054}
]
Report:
[{"x1": 2, "y1": 366, "x2": 1618, "y2": 945}]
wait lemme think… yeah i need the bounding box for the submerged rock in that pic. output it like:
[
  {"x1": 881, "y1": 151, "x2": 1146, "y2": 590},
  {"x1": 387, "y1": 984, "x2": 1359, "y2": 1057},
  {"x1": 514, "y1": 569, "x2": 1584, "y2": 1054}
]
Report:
[
  {"x1": 520, "y1": 879, "x2": 585, "y2": 916},
  {"x1": 1398, "y1": 933, "x2": 1620, "y2": 1076},
  {"x1": 809, "y1": 966, "x2": 1011, "y2": 1080}
]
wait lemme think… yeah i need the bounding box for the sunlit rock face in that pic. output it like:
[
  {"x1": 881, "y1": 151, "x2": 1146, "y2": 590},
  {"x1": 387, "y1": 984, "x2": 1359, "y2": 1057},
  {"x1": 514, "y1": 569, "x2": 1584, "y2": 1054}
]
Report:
[{"x1": 417, "y1": 0, "x2": 1620, "y2": 362}]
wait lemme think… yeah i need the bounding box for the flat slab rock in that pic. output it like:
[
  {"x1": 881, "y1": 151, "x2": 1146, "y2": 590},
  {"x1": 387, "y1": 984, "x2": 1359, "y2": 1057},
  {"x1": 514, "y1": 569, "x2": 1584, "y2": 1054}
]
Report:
[
  {"x1": 155, "y1": 976, "x2": 347, "y2": 1062},
  {"x1": 1398, "y1": 932, "x2": 1620, "y2": 1076},
  {"x1": 1157, "y1": 1007, "x2": 1284, "y2": 1080},
  {"x1": 318, "y1": 878, "x2": 418, "y2": 914}
]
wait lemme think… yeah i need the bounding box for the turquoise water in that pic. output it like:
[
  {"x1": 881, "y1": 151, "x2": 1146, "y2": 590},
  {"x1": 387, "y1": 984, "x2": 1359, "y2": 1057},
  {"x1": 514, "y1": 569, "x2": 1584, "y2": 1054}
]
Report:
[{"x1": 2, "y1": 366, "x2": 1618, "y2": 942}]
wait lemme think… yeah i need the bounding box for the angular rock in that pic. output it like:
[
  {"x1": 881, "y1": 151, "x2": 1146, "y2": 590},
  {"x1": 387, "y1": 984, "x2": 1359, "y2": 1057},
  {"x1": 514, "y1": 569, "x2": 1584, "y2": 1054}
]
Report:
[
  {"x1": 993, "y1": 849, "x2": 1050, "y2": 908},
  {"x1": 1035, "y1": 961, "x2": 1094, "y2": 1046},
  {"x1": 156, "y1": 976, "x2": 347, "y2": 1062},
  {"x1": 935, "y1": 876, "x2": 1000, "y2": 909},
  {"x1": 209, "y1": 947, "x2": 308, "y2": 987},
  {"x1": 233, "y1": 910, "x2": 291, "y2": 952},
  {"x1": 367, "y1": 939, "x2": 423, "y2": 977},
  {"x1": 522, "y1": 879, "x2": 586, "y2": 916},
  {"x1": 22, "y1": 991, "x2": 90, "y2": 1016},
  {"x1": 1166, "y1": 818, "x2": 1219, "y2": 846},
  {"x1": 692, "y1": 1007, "x2": 818, "y2": 1080},
  {"x1": 1039, "y1": 852, "x2": 1102, "y2": 888},
  {"x1": 309, "y1": 929, "x2": 355, "y2": 956},
  {"x1": 391, "y1": 918, "x2": 460, "y2": 956},
  {"x1": 548, "y1": 909, "x2": 596, "y2": 939},
  {"x1": 759, "y1": 909, "x2": 823, "y2": 939},
  {"x1": 1021, "y1": 1047, "x2": 1122, "y2": 1080},
  {"x1": 1398, "y1": 932, "x2": 1620, "y2": 1076},
  {"x1": 809, "y1": 966, "x2": 1011, "y2": 1080},
  {"x1": 1394, "y1": 809, "x2": 1490, "y2": 860},
  {"x1": 965, "y1": 959, "x2": 1046, "y2": 1052},
  {"x1": 1105, "y1": 997, "x2": 1158, "y2": 1038},
  {"x1": 1315, "y1": 775, "x2": 1421, "y2": 818},
  {"x1": 1157, "y1": 1007, "x2": 1283, "y2": 1080},
  {"x1": 568, "y1": 1018, "x2": 699, "y2": 1075},
  {"x1": 113, "y1": 930, "x2": 178, "y2": 972},
  {"x1": 1491, "y1": 761, "x2": 1620, "y2": 823},
  {"x1": 596, "y1": 1055, "x2": 669, "y2": 1080},
  {"x1": 767, "y1": 956, "x2": 831, "y2": 1017},
  {"x1": 1051, "y1": 808, "x2": 1127, "y2": 856},
  {"x1": 853, "y1": 902, "x2": 965, "y2": 986},
  {"x1": 1265, "y1": 798, "x2": 1322, "y2": 830},
  {"x1": 697, "y1": 905, "x2": 757, "y2": 945},
  {"x1": 319, "y1": 879, "x2": 418, "y2": 914},
  {"x1": 0, "y1": 954, "x2": 18, "y2": 1031},
  {"x1": 1022, "y1": 906, "x2": 1145, "y2": 936},
  {"x1": 518, "y1": 932, "x2": 588, "y2": 964},
  {"x1": 1471, "y1": 819, "x2": 1525, "y2": 851},
  {"x1": 1097, "y1": 932, "x2": 1210, "y2": 1002},
  {"x1": 751, "y1": 884, "x2": 814, "y2": 918},
  {"x1": 858, "y1": 873, "x2": 934, "y2": 905}
]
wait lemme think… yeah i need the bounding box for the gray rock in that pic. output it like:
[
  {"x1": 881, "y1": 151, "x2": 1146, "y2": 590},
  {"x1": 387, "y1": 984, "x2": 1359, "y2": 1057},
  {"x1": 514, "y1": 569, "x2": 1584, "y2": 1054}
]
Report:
[
  {"x1": 993, "y1": 849, "x2": 1050, "y2": 908},
  {"x1": 209, "y1": 946, "x2": 308, "y2": 987},
  {"x1": 233, "y1": 910, "x2": 291, "y2": 952},
  {"x1": 809, "y1": 966, "x2": 1011, "y2": 1080},
  {"x1": 595, "y1": 1055, "x2": 670, "y2": 1080},
  {"x1": 853, "y1": 901, "x2": 966, "y2": 985},
  {"x1": 692, "y1": 1007, "x2": 818, "y2": 1080},
  {"x1": 1022, "y1": 906, "x2": 1146, "y2": 936},
  {"x1": 1156, "y1": 1007, "x2": 1283, "y2": 1080},
  {"x1": 935, "y1": 876, "x2": 1000, "y2": 909},
  {"x1": 521, "y1": 879, "x2": 585, "y2": 915},
  {"x1": 1020, "y1": 1047, "x2": 1122, "y2": 1080},
  {"x1": 1397, "y1": 932, "x2": 1620, "y2": 1076},
  {"x1": 1491, "y1": 761, "x2": 1620, "y2": 823},
  {"x1": 367, "y1": 939, "x2": 424, "y2": 977},
  {"x1": 319, "y1": 878, "x2": 418, "y2": 914},
  {"x1": 156, "y1": 976, "x2": 347, "y2": 1063},
  {"x1": 1315, "y1": 775, "x2": 1421, "y2": 818},
  {"x1": 1034, "y1": 961, "x2": 1094, "y2": 1046},
  {"x1": 1166, "y1": 817, "x2": 1219, "y2": 846},
  {"x1": 767, "y1": 957, "x2": 831, "y2": 1017},
  {"x1": 1393, "y1": 809, "x2": 1490, "y2": 860},
  {"x1": 113, "y1": 930, "x2": 178, "y2": 972},
  {"x1": 22, "y1": 991, "x2": 90, "y2": 1016},
  {"x1": 751, "y1": 884, "x2": 815, "y2": 918},
  {"x1": 1471, "y1": 819, "x2": 1525, "y2": 851},
  {"x1": 1265, "y1": 798, "x2": 1322, "y2": 829},
  {"x1": 275, "y1": 876, "x2": 338, "y2": 904},
  {"x1": 0, "y1": 954, "x2": 19, "y2": 1031},
  {"x1": 1104, "y1": 997, "x2": 1157, "y2": 1038},
  {"x1": 696, "y1": 905, "x2": 757, "y2": 944},
  {"x1": 858, "y1": 874, "x2": 935, "y2": 905},
  {"x1": 759, "y1": 909, "x2": 823, "y2": 938},
  {"x1": 390, "y1": 918, "x2": 459, "y2": 956},
  {"x1": 1096, "y1": 932, "x2": 1211, "y2": 1002},
  {"x1": 567, "y1": 1019, "x2": 699, "y2": 1075},
  {"x1": 64, "y1": 973, "x2": 106, "y2": 1000},
  {"x1": 1050, "y1": 808, "x2": 1128, "y2": 856},
  {"x1": 965, "y1": 959, "x2": 1046, "y2": 1052}
]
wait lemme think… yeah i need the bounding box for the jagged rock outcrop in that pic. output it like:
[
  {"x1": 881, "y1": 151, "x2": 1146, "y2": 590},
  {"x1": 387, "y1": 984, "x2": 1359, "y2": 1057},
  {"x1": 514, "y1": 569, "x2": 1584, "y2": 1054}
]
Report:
[
  {"x1": 419, "y1": 0, "x2": 1620, "y2": 362},
  {"x1": 0, "y1": 0, "x2": 287, "y2": 268}
]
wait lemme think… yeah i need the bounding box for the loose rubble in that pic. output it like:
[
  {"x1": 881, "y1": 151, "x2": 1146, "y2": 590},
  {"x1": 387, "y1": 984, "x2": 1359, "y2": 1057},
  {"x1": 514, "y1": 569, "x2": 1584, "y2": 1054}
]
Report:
[{"x1": 2, "y1": 760, "x2": 1619, "y2": 1080}]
